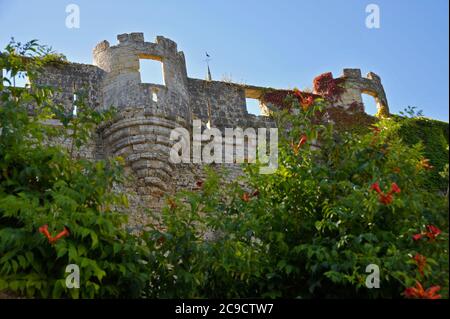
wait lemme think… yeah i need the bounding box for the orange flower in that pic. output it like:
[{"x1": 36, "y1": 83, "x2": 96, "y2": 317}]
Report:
[
  {"x1": 418, "y1": 158, "x2": 434, "y2": 170},
  {"x1": 298, "y1": 135, "x2": 307, "y2": 148},
  {"x1": 39, "y1": 225, "x2": 70, "y2": 244},
  {"x1": 49, "y1": 226, "x2": 70, "y2": 244},
  {"x1": 38, "y1": 224, "x2": 51, "y2": 241},
  {"x1": 300, "y1": 95, "x2": 315, "y2": 110},
  {"x1": 413, "y1": 253, "x2": 427, "y2": 276},
  {"x1": 425, "y1": 225, "x2": 441, "y2": 241},
  {"x1": 378, "y1": 193, "x2": 393, "y2": 205},
  {"x1": 370, "y1": 181, "x2": 401, "y2": 205},
  {"x1": 412, "y1": 224, "x2": 442, "y2": 242},
  {"x1": 404, "y1": 281, "x2": 441, "y2": 299},
  {"x1": 291, "y1": 134, "x2": 307, "y2": 155},
  {"x1": 370, "y1": 182, "x2": 382, "y2": 194},
  {"x1": 242, "y1": 192, "x2": 250, "y2": 202},
  {"x1": 390, "y1": 183, "x2": 401, "y2": 194}
]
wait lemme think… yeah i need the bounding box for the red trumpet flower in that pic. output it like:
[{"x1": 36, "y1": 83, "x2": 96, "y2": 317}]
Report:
[
  {"x1": 370, "y1": 182, "x2": 382, "y2": 194},
  {"x1": 378, "y1": 193, "x2": 393, "y2": 205},
  {"x1": 39, "y1": 225, "x2": 70, "y2": 244},
  {"x1": 425, "y1": 225, "x2": 441, "y2": 241},
  {"x1": 404, "y1": 281, "x2": 441, "y2": 299},
  {"x1": 297, "y1": 94, "x2": 315, "y2": 110},
  {"x1": 390, "y1": 183, "x2": 401, "y2": 194},
  {"x1": 413, "y1": 253, "x2": 427, "y2": 276},
  {"x1": 38, "y1": 224, "x2": 52, "y2": 241},
  {"x1": 370, "y1": 182, "x2": 401, "y2": 205},
  {"x1": 291, "y1": 134, "x2": 307, "y2": 155},
  {"x1": 298, "y1": 135, "x2": 307, "y2": 148},
  {"x1": 412, "y1": 224, "x2": 442, "y2": 242},
  {"x1": 49, "y1": 227, "x2": 70, "y2": 244}
]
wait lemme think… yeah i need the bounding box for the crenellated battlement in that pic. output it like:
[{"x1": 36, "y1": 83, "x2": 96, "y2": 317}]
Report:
[{"x1": 340, "y1": 68, "x2": 389, "y2": 117}]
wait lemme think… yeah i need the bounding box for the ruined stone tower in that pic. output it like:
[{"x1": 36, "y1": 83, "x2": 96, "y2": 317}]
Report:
[{"x1": 92, "y1": 33, "x2": 191, "y2": 199}]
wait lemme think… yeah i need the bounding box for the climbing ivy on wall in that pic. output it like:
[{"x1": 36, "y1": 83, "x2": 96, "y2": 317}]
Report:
[
  {"x1": 261, "y1": 88, "x2": 319, "y2": 111},
  {"x1": 395, "y1": 116, "x2": 449, "y2": 193},
  {"x1": 324, "y1": 109, "x2": 449, "y2": 193}
]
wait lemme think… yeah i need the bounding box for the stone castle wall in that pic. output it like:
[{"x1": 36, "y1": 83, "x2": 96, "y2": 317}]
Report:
[{"x1": 30, "y1": 32, "x2": 390, "y2": 227}]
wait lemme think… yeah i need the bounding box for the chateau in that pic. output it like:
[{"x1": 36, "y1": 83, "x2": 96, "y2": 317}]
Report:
[{"x1": 31, "y1": 32, "x2": 390, "y2": 228}]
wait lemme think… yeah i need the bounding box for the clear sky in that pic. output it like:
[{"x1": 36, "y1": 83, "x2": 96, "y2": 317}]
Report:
[{"x1": 0, "y1": 0, "x2": 448, "y2": 121}]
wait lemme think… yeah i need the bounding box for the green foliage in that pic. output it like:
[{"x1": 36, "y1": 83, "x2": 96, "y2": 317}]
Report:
[
  {"x1": 0, "y1": 40, "x2": 146, "y2": 298},
  {"x1": 142, "y1": 170, "x2": 270, "y2": 298},
  {"x1": 1, "y1": 40, "x2": 447, "y2": 299},
  {"x1": 394, "y1": 108, "x2": 449, "y2": 193},
  {"x1": 143, "y1": 96, "x2": 449, "y2": 298}
]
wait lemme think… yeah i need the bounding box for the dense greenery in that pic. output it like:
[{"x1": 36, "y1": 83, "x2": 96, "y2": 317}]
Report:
[
  {"x1": 0, "y1": 41, "x2": 448, "y2": 299},
  {"x1": 395, "y1": 108, "x2": 449, "y2": 193},
  {"x1": 0, "y1": 40, "x2": 147, "y2": 298},
  {"x1": 144, "y1": 99, "x2": 448, "y2": 298}
]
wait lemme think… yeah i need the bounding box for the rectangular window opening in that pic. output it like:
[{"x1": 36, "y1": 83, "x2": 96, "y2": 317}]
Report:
[
  {"x1": 245, "y1": 98, "x2": 262, "y2": 116},
  {"x1": 139, "y1": 59, "x2": 165, "y2": 85}
]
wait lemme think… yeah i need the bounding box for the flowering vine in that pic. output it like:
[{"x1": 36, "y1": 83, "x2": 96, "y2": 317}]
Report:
[
  {"x1": 404, "y1": 224, "x2": 444, "y2": 299},
  {"x1": 292, "y1": 89, "x2": 315, "y2": 111},
  {"x1": 261, "y1": 89, "x2": 318, "y2": 111},
  {"x1": 38, "y1": 224, "x2": 70, "y2": 244},
  {"x1": 417, "y1": 158, "x2": 434, "y2": 170},
  {"x1": 404, "y1": 281, "x2": 441, "y2": 299},
  {"x1": 413, "y1": 253, "x2": 427, "y2": 276},
  {"x1": 412, "y1": 224, "x2": 442, "y2": 242},
  {"x1": 290, "y1": 134, "x2": 307, "y2": 155},
  {"x1": 370, "y1": 181, "x2": 401, "y2": 205}
]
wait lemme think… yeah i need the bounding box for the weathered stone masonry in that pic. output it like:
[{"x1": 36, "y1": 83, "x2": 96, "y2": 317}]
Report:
[{"x1": 31, "y1": 32, "x2": 390, "y2": 226}]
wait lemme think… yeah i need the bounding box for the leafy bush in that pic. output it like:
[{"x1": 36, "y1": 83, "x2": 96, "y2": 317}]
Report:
[
  {"x1": 0, "y1": 40, "x2": 147, "y2": 298},
  {"x1": 142, "y1": 171, "x2": 271, "y2": 298},
  {"x1": 144, "y1": 95, "x2": 449, "y2": 298}
]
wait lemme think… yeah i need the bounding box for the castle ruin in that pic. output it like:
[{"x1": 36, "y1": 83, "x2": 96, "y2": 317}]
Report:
[{"x1": 30, "y1": 32, "x2": 390, "y2": 228}]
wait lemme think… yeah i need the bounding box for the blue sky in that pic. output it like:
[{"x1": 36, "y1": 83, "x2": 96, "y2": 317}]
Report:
[{"x1": 0, "y1": 0, "x2": 448, "y2": 121}]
